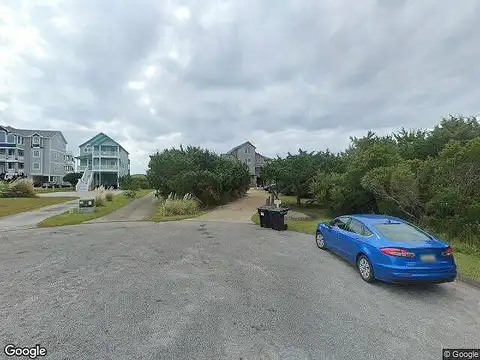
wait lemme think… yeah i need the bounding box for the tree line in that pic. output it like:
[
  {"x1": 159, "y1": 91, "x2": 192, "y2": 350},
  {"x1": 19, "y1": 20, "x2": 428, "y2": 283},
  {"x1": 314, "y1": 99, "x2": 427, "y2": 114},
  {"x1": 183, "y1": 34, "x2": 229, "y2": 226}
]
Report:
[
  {"x1": 262, "y1": 115, "x2": 480, "y2": 245},
  {"x1": 147, "y1": 145, "x2": 251, "y2": 206}
]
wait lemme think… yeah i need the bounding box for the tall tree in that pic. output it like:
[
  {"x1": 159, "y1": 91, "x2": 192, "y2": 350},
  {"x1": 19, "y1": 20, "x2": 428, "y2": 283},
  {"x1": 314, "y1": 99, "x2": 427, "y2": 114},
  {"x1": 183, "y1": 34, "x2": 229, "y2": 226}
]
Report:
[
  {"x1": 263, "y1": 150, "x2": 317, "y2": 205},
  {"x1": 63, "y1": 172, "x2": 83, "y2": 187}
]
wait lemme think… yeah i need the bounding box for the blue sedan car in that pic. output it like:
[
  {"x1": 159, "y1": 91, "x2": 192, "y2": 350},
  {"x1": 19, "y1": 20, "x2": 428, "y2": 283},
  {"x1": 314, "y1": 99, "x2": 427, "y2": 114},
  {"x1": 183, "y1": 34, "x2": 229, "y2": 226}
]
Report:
[{"x1": 316, "y1": 214, "x2": 457, "y2": 284}]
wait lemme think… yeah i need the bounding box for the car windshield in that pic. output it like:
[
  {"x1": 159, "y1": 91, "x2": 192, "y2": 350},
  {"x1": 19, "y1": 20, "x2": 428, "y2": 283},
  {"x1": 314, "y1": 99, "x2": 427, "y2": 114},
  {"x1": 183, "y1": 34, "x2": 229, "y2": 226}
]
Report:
[{"x1": 372, "y1": 222, "x2": 431, "y2": 241}]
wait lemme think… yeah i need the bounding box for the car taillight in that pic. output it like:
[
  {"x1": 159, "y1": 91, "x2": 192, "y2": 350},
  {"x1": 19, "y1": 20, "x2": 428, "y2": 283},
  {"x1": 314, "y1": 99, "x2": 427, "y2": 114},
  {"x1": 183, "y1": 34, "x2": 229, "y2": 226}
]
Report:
[
  {"x1": 441, "y1": 246, "x2": 453, "y2": 256},
  {"x1": 380, "y1": 248, "x2": 415, "y2": 258}
]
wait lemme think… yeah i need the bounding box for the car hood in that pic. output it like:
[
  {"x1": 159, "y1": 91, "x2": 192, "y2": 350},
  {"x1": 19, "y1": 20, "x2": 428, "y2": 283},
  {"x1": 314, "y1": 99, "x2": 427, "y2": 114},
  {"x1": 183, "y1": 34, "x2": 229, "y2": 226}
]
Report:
[{"x1": 382, "y1": 238, "x2": 448, "y2": 249}]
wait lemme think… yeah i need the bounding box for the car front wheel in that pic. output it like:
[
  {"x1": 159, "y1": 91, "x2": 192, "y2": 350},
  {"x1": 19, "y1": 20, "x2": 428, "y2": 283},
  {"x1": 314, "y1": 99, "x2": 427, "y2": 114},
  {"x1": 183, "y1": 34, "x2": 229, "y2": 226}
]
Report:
[
  {"x1": 357, "y1": 255, "x2": 375, "y2": 283},
  {"x1": 315, "y1": 231, "x2": 326, "y2": 249}
]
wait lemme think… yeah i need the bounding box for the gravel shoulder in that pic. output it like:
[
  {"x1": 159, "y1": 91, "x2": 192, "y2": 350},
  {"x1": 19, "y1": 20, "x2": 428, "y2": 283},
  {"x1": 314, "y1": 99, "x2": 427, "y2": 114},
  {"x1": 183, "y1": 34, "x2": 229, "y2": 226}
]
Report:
[{"x1": 1, "y1": 221, "x2": 478, "y2": 360}]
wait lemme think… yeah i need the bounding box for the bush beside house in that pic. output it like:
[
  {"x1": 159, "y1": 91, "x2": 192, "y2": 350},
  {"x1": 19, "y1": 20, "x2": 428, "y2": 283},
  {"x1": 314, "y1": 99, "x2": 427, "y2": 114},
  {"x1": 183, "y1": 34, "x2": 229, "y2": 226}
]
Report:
[
  {"x1": 147, "y1": 146, "x2": 250, "y2": 208},
  {"x1": 63, "y1": 172, "x2": 83, "y2": 187}
]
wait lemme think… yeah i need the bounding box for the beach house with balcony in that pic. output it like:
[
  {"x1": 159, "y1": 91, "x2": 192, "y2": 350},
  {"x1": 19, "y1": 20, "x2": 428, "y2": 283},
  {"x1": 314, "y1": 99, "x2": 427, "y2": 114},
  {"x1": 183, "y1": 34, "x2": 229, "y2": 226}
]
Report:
[
  {"x1": 221, "y1": 141, "x2": 269, "y2": 186},
  {"x1": 65, "y1": 151, "x2": 75, "y2": 173},
  {"x1": 0, "y1": 125, "x2": 69, "y2": 184},
  {"x1": 75, "y1": 133, "x2": 130, "y2": 191}
]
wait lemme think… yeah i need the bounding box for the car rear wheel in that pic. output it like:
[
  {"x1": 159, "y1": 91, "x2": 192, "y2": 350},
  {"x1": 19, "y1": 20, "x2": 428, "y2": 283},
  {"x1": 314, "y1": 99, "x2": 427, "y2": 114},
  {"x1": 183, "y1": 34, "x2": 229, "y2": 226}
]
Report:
[
  {"x1": 357, "y1": 255, "x2": 375, "y2": 283},
  {"x1": 315, "y1": 231, "x2": 326, "y2": 249}
]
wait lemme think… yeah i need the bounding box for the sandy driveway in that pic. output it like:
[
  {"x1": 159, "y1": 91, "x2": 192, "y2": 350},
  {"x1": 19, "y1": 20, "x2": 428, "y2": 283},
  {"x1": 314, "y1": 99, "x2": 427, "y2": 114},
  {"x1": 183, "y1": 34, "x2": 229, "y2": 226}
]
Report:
[{"x1": 192, "y1": 189, "x2": 267, "y2": 223}]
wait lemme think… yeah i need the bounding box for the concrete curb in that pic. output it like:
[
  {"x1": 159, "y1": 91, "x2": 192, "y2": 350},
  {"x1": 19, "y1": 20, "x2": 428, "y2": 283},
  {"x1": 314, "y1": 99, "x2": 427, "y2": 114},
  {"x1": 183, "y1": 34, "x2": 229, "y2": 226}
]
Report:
[{"x1": 457, "y1": 274, "x2": 480, "y2": 289}]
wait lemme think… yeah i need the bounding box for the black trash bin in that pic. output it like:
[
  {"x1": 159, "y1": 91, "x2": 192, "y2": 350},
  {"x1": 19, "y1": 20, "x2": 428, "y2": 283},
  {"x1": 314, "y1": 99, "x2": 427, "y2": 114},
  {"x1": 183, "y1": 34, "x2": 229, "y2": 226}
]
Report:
[
  {"x1": 258, "y1": 207, "x2": 272, "y2": 228},
  {"x1": 269, "y1": 207, "x2": 289, "y2": 231}
]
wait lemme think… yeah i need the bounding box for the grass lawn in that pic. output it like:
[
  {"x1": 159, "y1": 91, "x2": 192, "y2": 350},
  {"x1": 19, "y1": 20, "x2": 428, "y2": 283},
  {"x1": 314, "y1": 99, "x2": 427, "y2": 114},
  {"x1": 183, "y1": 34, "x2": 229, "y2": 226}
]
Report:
[
  {"x1": 256, "y1": 194, "x2": 480, "y2": 282},
  {"x1": 454, "y1": 252, "x2": 480, "y2": 281},
  {"x1": 35, "y1": 187, "x2": 75, "y2": 193},
  {"x1": 38, "y1": 189, "x2": 153, "y2": 228},
  {"x1": 0, "y1": 197, "x2": 78, "y2": 218}
]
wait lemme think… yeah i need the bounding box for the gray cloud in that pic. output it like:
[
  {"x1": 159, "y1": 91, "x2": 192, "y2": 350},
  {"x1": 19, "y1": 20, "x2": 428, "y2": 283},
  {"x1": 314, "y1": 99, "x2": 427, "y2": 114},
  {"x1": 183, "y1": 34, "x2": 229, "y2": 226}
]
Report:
[{"x1": 1, "y1": 0, "x2": 480, "y2": 173}]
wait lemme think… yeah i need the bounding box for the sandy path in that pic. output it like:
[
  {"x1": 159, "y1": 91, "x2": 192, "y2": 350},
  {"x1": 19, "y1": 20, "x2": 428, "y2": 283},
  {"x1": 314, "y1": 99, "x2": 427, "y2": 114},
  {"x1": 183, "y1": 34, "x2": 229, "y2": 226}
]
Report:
[{"x1": 191, "y1": 189, "x2": 267, "y2": 223}]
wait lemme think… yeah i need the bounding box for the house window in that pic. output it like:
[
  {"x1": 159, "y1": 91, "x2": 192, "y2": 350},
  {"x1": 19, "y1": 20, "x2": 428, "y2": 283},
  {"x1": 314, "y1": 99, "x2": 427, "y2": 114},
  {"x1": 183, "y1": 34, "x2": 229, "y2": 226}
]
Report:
[
  {"x1": 33, "y1": 136, "x2": 40, "y2": 144},
  {"x1": 18, "y1": 163, "x2": 24, "y2": 169},
  {"x1": 7, "y1": 134, "x2": 15, "y2": 143},
  {"x1": 33, "y1": 162, "x2": 40, "y2": 170},
  {"x1": 0, "y1": 131, "x2": 5, "y2": 142},
  {"x1": 33, "y1": 150, "x2": 40, "y2": 157}
]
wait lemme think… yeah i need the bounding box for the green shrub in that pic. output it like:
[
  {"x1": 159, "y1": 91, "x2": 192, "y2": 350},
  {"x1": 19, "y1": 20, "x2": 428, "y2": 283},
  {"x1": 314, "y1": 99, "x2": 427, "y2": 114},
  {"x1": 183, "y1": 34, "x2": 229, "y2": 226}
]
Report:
[
  {"x1": 147, "y1": 146, "x2": 250, "y2": 206},
  {"x1": 0, "y1": 181, "x2": 11, "y2": 192},
  {"x1": 119, "y1": 175, "x2": 140, "y2": 191},
  {"x1": 63, "y1": 172, "x2": 83, "y2": 187},
  {"x1": 157, "y1": 193, "x2": 199, "y2": 216},
  {"x1": 94, "y1": 186, "x2": 107, "y2": 207},
  {"x1": 10, "y1": 179, "x2": 36, "y2": 197},
  {"x1": 131, "y1": 174, "x2": 149, "y2": 189},
  {"x1": 124, "y1": 189, "x2": 137, "y2": 198}
]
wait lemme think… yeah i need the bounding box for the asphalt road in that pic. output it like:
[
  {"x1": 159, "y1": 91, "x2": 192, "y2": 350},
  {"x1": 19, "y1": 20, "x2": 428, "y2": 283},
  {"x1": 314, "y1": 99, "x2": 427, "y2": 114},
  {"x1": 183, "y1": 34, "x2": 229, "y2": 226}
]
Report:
[{"x1": 1, "y1": 221, "x2": 479, "y2": 360}]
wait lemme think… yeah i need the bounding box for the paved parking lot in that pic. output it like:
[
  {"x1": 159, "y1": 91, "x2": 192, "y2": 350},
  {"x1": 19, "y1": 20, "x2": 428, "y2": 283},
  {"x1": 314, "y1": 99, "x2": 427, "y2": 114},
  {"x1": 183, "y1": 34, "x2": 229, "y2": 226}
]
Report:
[{"x1": 1, "y1": 221, "x2": 479, "y2": 360}]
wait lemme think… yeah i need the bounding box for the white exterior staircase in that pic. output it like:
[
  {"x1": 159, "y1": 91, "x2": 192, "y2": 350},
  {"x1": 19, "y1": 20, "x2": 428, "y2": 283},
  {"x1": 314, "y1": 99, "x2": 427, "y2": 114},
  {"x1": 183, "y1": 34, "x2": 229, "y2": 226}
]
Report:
[{"x1": 76, "y1": 169, "x2": 93, "y2": 192}]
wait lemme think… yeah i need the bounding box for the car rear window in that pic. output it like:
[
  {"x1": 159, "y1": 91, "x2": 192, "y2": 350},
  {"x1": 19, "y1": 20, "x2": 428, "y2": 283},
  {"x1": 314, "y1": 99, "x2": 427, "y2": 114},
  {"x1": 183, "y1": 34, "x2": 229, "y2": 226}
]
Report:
[{"x1": 372, "y1": 222, "x2": 431, "y2": 241}]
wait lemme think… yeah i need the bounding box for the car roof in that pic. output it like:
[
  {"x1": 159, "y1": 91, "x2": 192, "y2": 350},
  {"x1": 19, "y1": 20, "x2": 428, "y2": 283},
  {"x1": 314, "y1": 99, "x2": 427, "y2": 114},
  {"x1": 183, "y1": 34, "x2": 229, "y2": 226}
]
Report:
[{"x1": 343, "y1": 214, "x2": 405, "y2": 226}]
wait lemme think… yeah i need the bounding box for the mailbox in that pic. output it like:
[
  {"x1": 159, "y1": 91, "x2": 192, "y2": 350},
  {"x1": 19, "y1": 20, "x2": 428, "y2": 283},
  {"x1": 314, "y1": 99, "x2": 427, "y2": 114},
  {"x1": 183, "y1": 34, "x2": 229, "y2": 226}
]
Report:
[{"x1": 78, "y1": 198, "x2": 95, "y2": 213}]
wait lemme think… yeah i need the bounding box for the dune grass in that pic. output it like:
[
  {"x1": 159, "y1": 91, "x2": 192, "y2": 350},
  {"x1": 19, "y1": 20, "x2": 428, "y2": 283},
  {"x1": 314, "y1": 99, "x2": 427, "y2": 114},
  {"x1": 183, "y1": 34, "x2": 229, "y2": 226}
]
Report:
[{"x1": 148, "y1": 193, "x2": 204, "y2": 222}]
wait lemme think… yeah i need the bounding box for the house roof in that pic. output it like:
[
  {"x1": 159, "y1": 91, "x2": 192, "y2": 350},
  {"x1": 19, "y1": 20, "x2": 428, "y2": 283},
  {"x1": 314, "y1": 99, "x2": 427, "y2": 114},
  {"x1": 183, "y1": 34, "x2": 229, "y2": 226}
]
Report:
[
  {"x1": 79, "y1": 132, "x2": 129, "y2": 154},
  {"x1": 2, "y1": 125, "x2": 68, "y2": 144},
  {"x1": 255, "y1": 152, "x2": 269, "y2": 160},
  {"x1": 226, "y1": 141, "x2": 256, "y2": 155}
]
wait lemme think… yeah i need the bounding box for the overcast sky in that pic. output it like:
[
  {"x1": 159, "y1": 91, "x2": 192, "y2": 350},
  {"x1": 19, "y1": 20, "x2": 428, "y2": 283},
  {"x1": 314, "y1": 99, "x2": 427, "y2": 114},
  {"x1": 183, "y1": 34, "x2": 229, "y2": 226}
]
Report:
[{"x1": 1, "y1": 0, "x2": 479, "y2": 173}]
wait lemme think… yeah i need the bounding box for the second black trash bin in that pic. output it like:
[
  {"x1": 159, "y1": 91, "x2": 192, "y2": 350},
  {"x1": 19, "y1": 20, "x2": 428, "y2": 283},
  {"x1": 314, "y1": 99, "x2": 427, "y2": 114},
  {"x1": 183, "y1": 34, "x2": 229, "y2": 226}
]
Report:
[
  {"x1": 268, "y1": 207, "x2": 289, "y2": 231},
  {"x1": 257, "y1": 207, "x2": 272, "y2": 228}
]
